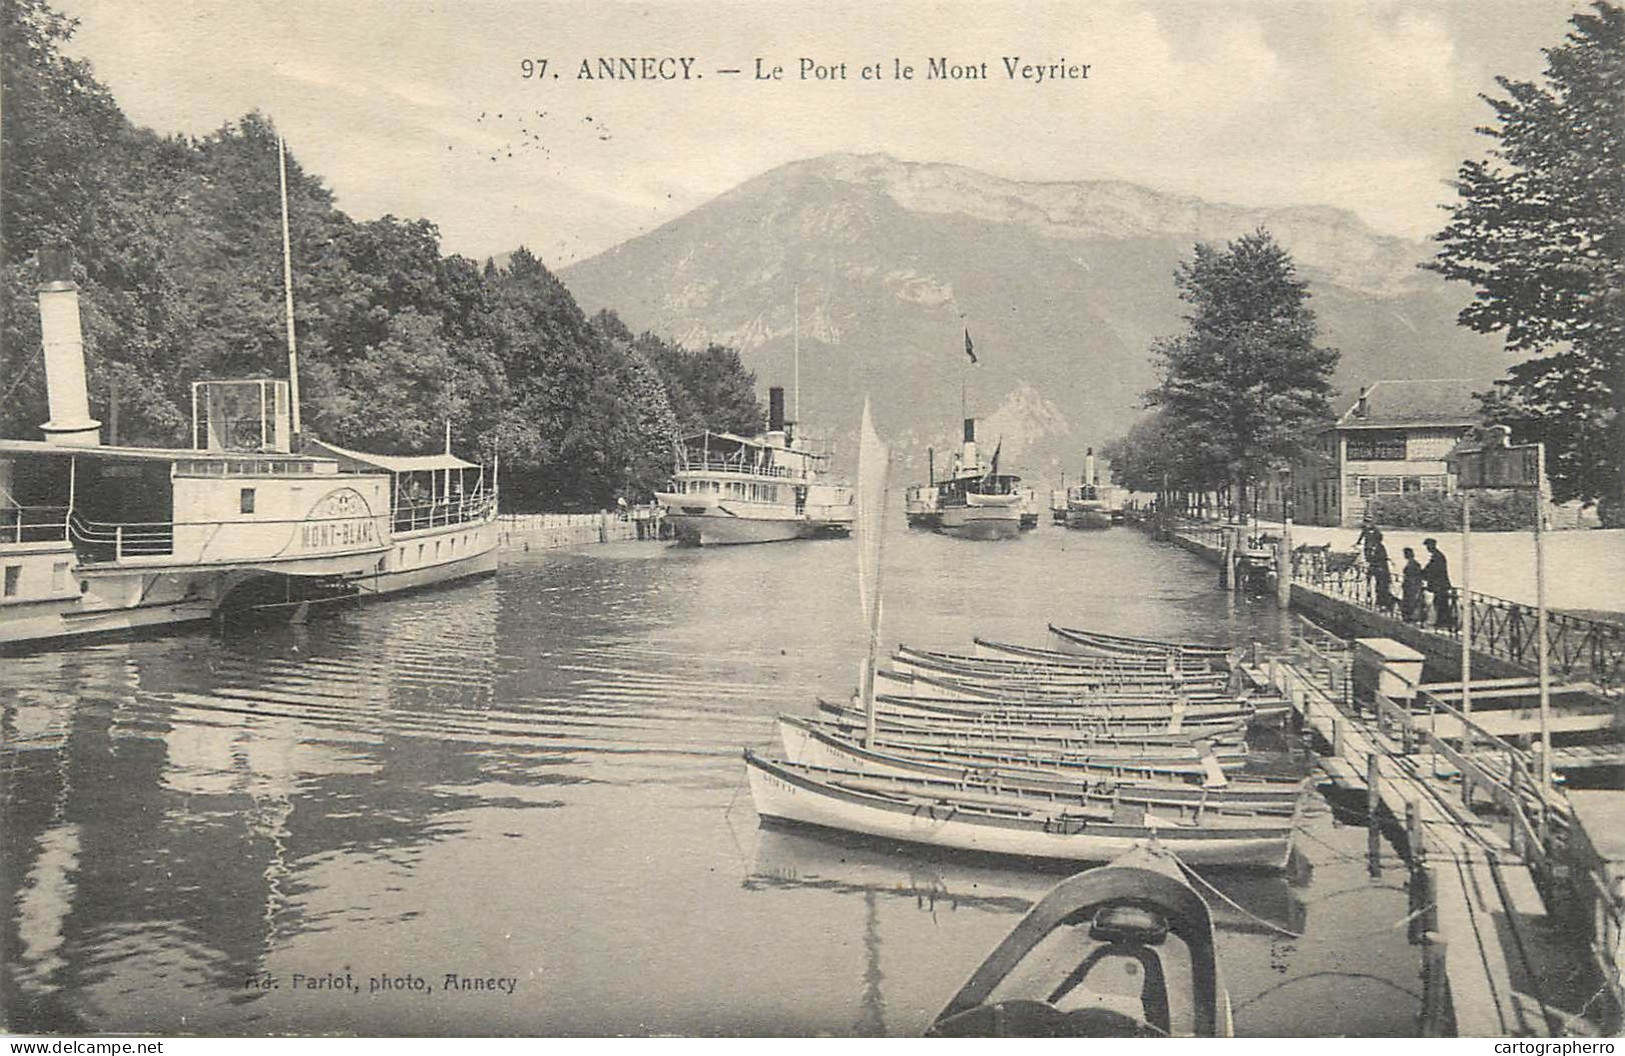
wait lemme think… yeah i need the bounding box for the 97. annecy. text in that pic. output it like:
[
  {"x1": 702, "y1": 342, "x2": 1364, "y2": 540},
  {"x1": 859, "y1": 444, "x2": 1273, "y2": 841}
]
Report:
[{"x1": 518, "y1": 56, "x2": 1091, "y2": 84}]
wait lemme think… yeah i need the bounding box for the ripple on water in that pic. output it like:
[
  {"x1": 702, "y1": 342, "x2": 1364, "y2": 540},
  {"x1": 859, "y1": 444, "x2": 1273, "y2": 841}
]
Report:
[{"x1": 0, "y1": 528, "x2": 1418, "y2": 1035}]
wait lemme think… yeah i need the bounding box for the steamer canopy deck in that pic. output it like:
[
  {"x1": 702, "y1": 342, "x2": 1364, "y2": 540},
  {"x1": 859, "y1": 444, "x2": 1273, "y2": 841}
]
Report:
[
  {"x1": 0, "y1": 248, "x2": 498, "y2": 649},
  {"x1": 654, "y1": 386, "x2": 855, "y2": 546}
]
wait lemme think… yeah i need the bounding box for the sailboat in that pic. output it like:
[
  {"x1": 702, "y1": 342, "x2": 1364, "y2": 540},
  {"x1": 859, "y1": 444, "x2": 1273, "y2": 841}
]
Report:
[{"x1": 742, "y1": 404, "x2": 1299, "y2": 869}]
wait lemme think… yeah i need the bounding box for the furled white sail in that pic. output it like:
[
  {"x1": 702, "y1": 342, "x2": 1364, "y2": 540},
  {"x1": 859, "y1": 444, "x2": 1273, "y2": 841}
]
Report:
[{"x1": 856, "y1": 397, "x2": 890, "y2": 745}]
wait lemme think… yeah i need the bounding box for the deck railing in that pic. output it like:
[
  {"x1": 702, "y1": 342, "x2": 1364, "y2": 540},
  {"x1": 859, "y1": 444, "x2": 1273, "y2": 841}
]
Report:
[
  {"x1": 68, "y1": 513, "x2": 176, "y2": 560},
  {"x1": 392, "y1": 492, "x2": 496, "y2": 534},
  {"x1": 1, "y1": 504, "x2": 71, "y2": 545},
  {"x1": 674, "y1": 459, "x2": 807, "y2": 480}
]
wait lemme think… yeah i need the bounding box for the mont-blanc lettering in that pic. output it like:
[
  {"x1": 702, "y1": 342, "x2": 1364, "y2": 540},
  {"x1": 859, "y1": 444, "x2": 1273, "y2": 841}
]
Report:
[{"x1": 300, "y1": 519, "x2": 375, "y2": 551}]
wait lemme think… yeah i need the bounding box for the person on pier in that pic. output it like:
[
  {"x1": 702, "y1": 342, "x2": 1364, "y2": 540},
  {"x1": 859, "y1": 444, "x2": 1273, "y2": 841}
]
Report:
[
  {"x1": 1421, "y1": 538, "x2": 1454, "y2": 630},
  {"x1": 1365, "y1": 529, "x2": 1397, "y2": 615},
  {"x1": 1401, "y1": 547, "x2": 1425, "y2": 624}
]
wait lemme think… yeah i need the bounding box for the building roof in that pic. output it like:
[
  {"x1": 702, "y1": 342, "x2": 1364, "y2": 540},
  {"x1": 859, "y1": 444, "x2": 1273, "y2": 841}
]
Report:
[{"x1": 1336, "y1": 379, "x2": 1487, "y2": 430}]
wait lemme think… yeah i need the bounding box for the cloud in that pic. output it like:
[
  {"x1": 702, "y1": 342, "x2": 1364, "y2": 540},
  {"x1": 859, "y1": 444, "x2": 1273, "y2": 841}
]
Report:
[{"x1": 54, "y1": 0, "x2": 1580, "y2": 258}]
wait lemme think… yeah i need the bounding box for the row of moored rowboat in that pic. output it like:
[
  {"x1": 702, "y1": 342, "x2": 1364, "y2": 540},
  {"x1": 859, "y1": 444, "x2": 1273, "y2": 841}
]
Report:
[{"x1": 744, "y1": 624, "x2": 1308, "y2": 871}]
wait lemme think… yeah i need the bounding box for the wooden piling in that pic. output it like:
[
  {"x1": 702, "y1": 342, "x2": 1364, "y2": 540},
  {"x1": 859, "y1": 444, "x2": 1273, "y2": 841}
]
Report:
[
  {"x1": 1276, "y1": 519, "x2": 1293, "y2": 606},
  {"x1": 1368, "y1": 752, "x2": 1383, "y2": 876},
  {"x1": 1420, "y1": 931, "x2": 1450, "y2": 1036},
  {"x1": 1407, "y1": 799, "x2": 1425, "y2": 861}
]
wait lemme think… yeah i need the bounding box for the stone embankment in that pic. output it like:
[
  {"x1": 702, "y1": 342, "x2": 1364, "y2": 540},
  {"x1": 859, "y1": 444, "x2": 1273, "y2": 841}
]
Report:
[{"x1": 497, "y1": 509, "x2": 664, "y2": 552}]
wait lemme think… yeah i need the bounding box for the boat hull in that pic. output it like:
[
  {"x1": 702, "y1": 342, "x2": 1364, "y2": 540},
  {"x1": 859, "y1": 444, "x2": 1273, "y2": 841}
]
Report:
[
  {"x1": 1065, "y1": 508, "x2": 1113, "y2": 530},
  {"x1": 936, "y1": 502, "x2": 1023, "y2": 540},
  {"x1": 746, "y1": 752, "x2": 1294, "y2": 869},
  {"x1": 0, "y1": 520, "x2": 497, "y2": 649},
  {"x1": 659, "y1": 498, "x2": 853, "y2": 546},
  {"x1": 777, "y1": 717, "x2": 1304, "y2": 811}
]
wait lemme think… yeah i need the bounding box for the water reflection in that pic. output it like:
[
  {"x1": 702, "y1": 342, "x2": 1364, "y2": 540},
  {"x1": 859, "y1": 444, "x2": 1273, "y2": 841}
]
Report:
[{"x1": 2, "y1": 527, "x2": 1418, "y2": 1035}]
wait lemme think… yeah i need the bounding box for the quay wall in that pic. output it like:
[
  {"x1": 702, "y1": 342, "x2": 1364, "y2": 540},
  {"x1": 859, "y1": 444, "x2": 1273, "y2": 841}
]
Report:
[
  {"x1": 1168, "y1": 530, "x2": 1223, "y2": 565},
  {"x1": 497, "y1": 511, "x2": 663, "y2": 552}
]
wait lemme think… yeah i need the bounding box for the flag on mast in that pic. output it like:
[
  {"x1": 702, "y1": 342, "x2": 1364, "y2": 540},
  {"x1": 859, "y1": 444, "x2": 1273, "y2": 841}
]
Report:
[{"x1": 963, "y1": 328, "x2": 977, "y2": 364}]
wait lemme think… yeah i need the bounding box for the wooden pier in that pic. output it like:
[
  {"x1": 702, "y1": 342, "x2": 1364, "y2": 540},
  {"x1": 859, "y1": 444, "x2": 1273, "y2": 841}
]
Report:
[{"x1": 1250, "y1": 624, "x2": 1616, "y2": 1036}]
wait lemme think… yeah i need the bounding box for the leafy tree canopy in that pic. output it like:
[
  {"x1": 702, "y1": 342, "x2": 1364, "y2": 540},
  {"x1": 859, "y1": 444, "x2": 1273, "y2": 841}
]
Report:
[
  {"x1": 1141, "y1": 228, "x2": 1339, "y2": 507},
  {"x1": 1428, "y1": 1, "x2": 1624, "y2": 519},
  {"x1": 1, "y1": 0, "x2": 761, "y2": 511}
]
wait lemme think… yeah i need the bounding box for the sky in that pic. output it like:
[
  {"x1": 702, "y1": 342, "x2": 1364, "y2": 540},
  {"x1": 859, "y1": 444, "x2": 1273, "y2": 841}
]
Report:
[{"x1": 54, "y1": 0, "x2": 1584, "y2": 267}]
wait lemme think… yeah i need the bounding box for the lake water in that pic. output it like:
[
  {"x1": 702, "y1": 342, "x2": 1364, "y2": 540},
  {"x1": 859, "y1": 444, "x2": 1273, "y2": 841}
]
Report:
[{"x1": 1, "y1": 523, "x2": 1422, "y2": 1036}]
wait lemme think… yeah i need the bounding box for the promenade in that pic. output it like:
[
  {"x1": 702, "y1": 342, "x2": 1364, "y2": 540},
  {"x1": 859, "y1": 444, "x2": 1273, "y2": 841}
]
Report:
[{"x1": 1273, "y1": 522, "x2": 1625, "y2": 617}]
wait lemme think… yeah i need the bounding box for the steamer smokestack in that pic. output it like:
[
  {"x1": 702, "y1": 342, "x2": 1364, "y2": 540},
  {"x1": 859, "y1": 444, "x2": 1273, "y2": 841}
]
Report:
[
  {"x1": 764, "y1": 386, "x2": 789, "y2": 448},
  {"x1": 961, "y1": 418, "x2": 977, "y2": 471},
  {"x1": 1085, "y1": 447, "x2": 1097, "y2": 487},
  {"x1": 36, "y1": 246, "x2": 101, "y2": 446}
]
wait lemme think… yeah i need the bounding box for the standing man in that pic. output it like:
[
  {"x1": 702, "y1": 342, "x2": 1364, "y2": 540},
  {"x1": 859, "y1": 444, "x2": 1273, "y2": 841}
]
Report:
[
  {"x1": 1368, "y1": 531, "x2": 1397, "y2": 615},
  {"x1": 1421, "y1": 538, "x2": 1454, "y2": 630},
  {"x1": 1401, "y1": 547, "x2": 1425, "y2": 624}
]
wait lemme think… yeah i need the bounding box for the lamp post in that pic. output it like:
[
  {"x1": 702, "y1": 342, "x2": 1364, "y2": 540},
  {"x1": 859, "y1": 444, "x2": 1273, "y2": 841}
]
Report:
[{"x1": 1450, "y1": 426, "x2": 1551, "y2": 795}]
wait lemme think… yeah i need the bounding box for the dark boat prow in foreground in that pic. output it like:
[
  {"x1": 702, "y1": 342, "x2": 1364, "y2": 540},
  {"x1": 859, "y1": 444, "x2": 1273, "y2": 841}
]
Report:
[{"x1": 929, "y1": 843, "x2": 1231, "y2": 1037}]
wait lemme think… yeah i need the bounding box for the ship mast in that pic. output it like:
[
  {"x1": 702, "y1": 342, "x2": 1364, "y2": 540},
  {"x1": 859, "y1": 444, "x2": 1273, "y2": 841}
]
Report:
[
  {"x1": 277, "y1": 134, "x2": 304, "y2": 446},
  {"x1": 793, "y1": 285, "x2": 801, "y2": 428}
]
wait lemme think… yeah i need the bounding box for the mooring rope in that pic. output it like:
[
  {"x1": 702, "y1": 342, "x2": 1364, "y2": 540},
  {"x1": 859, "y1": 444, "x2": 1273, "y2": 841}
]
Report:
[{"x1": 1166, "y1": 847, "x2": 1305, "y2": 939}]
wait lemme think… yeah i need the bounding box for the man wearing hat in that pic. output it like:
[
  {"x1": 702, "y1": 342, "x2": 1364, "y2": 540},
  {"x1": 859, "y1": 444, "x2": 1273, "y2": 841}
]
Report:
[{"x1": 1421, "y1": 538, "x2": 1454, "y2": 629}]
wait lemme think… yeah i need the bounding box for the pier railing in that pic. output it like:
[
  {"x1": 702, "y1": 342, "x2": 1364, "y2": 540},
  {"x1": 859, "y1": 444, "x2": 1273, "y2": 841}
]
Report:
[
  {"x1": 1170, "y1": 521, "x2": 1225, "y2": 553},
  {"x1": 1371, "y1": 682, "x2": 1571, "y2": 871},
  {"x1": 1289, "y1": 548, "x2": 1624, "y2": 686},
  {"x1": 1462, "y1": 590, "x2": 1625, "y2": 686}
]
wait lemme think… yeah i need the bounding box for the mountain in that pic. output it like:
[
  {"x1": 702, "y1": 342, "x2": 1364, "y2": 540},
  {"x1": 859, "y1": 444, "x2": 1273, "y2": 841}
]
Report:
[{"x1": 557, "y1": 153, "x2": 1506, "y2": 486}]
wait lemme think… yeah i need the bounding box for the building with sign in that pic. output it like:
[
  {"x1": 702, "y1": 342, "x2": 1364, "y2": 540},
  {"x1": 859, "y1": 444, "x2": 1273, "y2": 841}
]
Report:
[{"x1": 1259, "y1": 378, "x2": 1489, "y2": 527}]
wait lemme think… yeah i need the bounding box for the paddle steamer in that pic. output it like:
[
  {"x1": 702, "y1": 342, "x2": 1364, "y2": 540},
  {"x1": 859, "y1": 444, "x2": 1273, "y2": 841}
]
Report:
[
  {"x1": 655, "y1": 387, "x2": 853, "y2": 545},
  {"x1": 918, "y1": 418, "x2": 1023, "y2": 540},
  {"x1": 1063, "y1": 448, "x2": 1117, "y2": 529},
  {"x1": 1, "y1": 248, "x2": 497, "y2": 648}
]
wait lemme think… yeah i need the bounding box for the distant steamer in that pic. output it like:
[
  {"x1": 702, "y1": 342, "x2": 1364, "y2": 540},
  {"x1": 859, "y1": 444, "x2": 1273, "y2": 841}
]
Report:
[
  {"x1": 906, "y1": 418, "x2": 1023, "y2": 540},
  {"x1": 1055, "y1": 447, "x2": 1120, "y2": 530},
  {"x1": 655, "y1": 387, "x2": 854, "y2": 546}
]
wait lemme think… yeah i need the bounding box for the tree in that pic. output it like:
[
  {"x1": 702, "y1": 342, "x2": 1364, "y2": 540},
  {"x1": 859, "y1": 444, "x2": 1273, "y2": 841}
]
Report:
[
  {"x1": 1100, "y1": 410, "x2": 1190, "y2": 501},
  {"x1": 1428, "y1": 1, "x2": 1624, "y2": 522},
  {"x1": 1144, "y1": 229, "x2": 1339, "y2": 515},
  {"x1": 1, "y1": 0, "x2": 690, "y2": 511}
]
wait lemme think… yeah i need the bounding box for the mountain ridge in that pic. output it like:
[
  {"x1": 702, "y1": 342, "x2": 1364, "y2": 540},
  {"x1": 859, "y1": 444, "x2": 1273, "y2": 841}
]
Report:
[{"x1": 557, "y1": 152, "x2": 1504, "y2": 484}]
